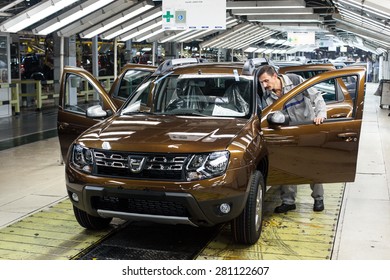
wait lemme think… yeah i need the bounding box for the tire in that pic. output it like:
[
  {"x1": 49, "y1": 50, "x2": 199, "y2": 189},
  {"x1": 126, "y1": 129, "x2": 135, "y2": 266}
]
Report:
[
  {"x1": 73, "y1": 206, "x2": 112, "y2": 230},
  {"x1": 231, "y1": 170, "x2": 265, "y2": 245}
]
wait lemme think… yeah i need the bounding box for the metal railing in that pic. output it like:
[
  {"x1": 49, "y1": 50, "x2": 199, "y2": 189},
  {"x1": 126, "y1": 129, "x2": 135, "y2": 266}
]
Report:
[{"x1": 7, "y1": 75, "x2": 115, "y2": 114}]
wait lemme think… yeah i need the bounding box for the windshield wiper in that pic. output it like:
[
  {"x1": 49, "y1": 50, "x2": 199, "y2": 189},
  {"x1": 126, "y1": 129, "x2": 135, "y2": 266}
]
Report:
[
  {"x1": 175, "y1": 112, "x2": 209, "y2": 117},
  {"x1": 122, "y1": 111, "x2": 155, "y2": 115}
]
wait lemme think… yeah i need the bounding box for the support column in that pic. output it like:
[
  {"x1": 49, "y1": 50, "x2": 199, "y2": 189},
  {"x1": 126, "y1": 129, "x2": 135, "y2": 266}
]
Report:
[
  {"x1": 152, "y1": 41, "x2": 157, "y2": 65},
  {"x1": 0, "y1": 33, "x2": 11, "y2": 117},
  {"x1": 114, "y1": 38, "x2": 118, "y2": 79},
  {"x1": 53, "y1": 34, "x2": 76, "y2": 96},
  {"x1": 126, "y1": 40, "x2": 132, "y2": 64},
  {"x1": 92, "y1": 36, "x2": 99, "y2": 77}
]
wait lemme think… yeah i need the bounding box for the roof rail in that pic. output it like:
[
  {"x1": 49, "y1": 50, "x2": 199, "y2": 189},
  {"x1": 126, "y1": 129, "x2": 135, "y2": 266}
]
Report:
[
  {"x1": 242, "y1": 58, "x2": 271, "y2": 75},
  {"x1": 154, "y1": 58, "x2": 207, "y2": 75},
  {"x1": 242, "y1": 58, "x2": 278, "y2": 75}
]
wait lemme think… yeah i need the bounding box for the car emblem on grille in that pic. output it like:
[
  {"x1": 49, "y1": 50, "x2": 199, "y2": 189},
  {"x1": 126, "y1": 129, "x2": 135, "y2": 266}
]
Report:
[{"x1": 128, "y1": 156, "x2": 146, "y2": 173}]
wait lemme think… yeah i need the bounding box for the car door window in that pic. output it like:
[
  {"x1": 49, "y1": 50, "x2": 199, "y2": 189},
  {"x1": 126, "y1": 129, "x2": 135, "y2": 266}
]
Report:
[
  {"x1": 313, "y1": 78, "x2": 341, "y2": 103},
  {"x1": 64, "y1": 73, "x2": 103, "y2": 114},
  {"x1": 116, "y1": 70, "x2": 152, "y2": 99},
  {"x1": 122, "y1": 80, "x2": 153, "y2": 114},
  {"x1": 281, "y1": 75, "x2": 358, "y2": 122},
  {"x1": 288, "y1": 70, "x2": 327, "y2": 79}
]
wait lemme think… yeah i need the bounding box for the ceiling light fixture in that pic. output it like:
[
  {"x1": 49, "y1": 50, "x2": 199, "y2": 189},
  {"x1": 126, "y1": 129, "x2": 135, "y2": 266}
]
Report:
[
  {"x1": 247, "y1": 14, "x2": 321, "y2": 23},
  {"x1": 101, "y1": 7, "x2": 162, "y2": 40},
  {"x1": 81, "y1": 1, "x2": 154, "y2": 38},
  {"x1": 232, "y1": 7, "x2": 314, "y2": 16},
  {"x1": 133, "y1": 27, "x2": 165, "y2": 42},
  {"x1": 35, "y1": 0, "x2": 115, "y2": 35},
  {"x1": 118, "y1": 19, "x2": 162, "y2": 41},
  {"x1": 0, "y1": 0, "x2": 79, "y2": 33},
  {"x1": 227, "y1": 0, "x2": 306, "y2": 9}
]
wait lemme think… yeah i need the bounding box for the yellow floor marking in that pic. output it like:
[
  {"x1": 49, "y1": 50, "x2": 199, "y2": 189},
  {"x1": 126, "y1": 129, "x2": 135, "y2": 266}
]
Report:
[
  {"x1": 196, "y1": 183, "x2": 344, "y2": 260},
  {"x1": 0, "y1": 199, "x2": 117, "y2": 260},
  {"x1": 0, "y1": 183, "x2": 344, "y2": 260}
]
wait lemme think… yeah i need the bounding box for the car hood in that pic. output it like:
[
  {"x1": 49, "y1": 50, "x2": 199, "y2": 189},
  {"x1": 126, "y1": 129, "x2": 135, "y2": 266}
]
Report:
[{"x1": 77, "y1": 114, "x2": 250, "y2": 153}]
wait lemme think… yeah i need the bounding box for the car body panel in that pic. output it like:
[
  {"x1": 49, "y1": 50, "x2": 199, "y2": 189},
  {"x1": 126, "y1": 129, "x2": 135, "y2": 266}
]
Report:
[
  {"x1": 77, "y1": 114, "x2": 250, "y2": 154},
  {"x1": 261, "y1": 67, "x2": 366, "y2": 185},
  {"x1": 57, "y1": 65, "x2": 156, "y2": 159}
]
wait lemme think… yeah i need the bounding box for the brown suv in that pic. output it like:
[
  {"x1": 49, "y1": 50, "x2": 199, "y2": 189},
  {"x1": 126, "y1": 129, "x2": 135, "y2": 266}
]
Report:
[{"x1": 57, "y1": 58, "x2": 366, "y2": 244}]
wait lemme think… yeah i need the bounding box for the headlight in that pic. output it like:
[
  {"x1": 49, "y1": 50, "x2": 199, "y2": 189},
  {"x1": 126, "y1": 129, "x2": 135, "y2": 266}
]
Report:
[
  {"x1": 186, "y1": 151, "x2": 230, "y2": 181},
  {"x1": 70, "y1": 144, "x2": 94, "y2": 173}
]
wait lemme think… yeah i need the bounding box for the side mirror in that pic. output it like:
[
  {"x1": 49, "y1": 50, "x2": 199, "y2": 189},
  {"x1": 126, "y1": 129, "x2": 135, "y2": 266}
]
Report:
[
  {"x1": 86, "y1": 105, "x2": 107, "y2": 119},
  {"x1": 267, "y1": 111, "x2": 290, "y2": 126}
]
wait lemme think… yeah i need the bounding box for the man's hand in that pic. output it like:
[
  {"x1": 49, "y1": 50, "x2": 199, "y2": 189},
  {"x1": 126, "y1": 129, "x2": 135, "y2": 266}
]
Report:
[{"x1": 314, "y1": 117, "x2": 325, "y2": 125}]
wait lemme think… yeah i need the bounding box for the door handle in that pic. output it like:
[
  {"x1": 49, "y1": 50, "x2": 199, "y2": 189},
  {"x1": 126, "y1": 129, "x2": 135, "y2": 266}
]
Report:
[
  {"x1": 330, "y1": 113, "x2": 348, "y2": 118},
  {"x1": 338, "y1": 132, "x2": 357, "y2": 142},
  {"x1": 58, "y1": 122, "x2": 69, "y2": 130}
]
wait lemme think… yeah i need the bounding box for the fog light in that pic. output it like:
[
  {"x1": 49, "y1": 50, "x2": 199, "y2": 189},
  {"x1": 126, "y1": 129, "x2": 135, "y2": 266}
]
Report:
[
  {"x1": 219, "y1": 203, "x2": 231, "y2": 214},
  {"x1": 71, "y1": 192, "x2": 79, "y2": 202}
]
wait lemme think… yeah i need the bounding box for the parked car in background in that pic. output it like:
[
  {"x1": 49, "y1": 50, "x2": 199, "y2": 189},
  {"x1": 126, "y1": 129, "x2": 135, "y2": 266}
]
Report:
[
  {"x1": 20, "y1": 53, "x2": 53, "y2": 80},
  {"x1": 57, "y1": 58, "x2": 366, "y2": 245}
]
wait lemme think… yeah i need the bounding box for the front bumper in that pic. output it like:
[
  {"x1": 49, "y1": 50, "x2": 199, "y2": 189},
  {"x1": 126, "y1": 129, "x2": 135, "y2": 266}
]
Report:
[{"x1": 67, "y1": 184, "x2": 249, "y2": 227}]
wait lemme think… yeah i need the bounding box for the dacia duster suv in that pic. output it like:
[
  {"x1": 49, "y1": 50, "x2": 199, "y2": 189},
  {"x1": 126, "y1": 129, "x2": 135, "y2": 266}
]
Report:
[{"x1": 58, "y1": 58, "x2": 366, "y2": 244}]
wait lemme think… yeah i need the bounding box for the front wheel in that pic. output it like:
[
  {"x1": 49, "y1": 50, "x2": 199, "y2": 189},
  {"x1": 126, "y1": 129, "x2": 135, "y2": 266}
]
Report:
[
  {"x1": 73, "y1": 206, "x2": 112, "y2": 230},
  {"x1": 231, "y1": 170, "x2": 265, "y2": 245}
]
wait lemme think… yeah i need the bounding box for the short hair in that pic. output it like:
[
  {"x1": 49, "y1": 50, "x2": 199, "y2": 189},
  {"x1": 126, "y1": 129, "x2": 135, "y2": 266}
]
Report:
[{"x1": 258, "y1": 65, "x2": 277, "y2": 77}]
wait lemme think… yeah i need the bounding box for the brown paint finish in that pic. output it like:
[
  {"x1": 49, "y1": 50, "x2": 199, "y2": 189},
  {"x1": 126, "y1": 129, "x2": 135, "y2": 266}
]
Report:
[{"x1": 57, "y1": 60, "x2": 365, "y2": 242}]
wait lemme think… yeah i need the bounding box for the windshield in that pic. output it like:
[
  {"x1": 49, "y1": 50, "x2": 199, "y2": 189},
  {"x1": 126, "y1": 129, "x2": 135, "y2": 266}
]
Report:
[{"x1": 122, "y1": 74, "x2": 253, "y2": 118}]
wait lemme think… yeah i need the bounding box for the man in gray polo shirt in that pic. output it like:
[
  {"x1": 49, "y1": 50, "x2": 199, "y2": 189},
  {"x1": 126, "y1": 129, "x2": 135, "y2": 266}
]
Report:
[{"x1": 258, "y1": 65, "x2": 326, "y2": 213}]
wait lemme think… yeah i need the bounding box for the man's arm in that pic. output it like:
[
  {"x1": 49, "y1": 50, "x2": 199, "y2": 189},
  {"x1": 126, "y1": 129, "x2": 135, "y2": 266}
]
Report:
[{"x1": 307, "y1": 87, "x2": 327, "y2": 124}]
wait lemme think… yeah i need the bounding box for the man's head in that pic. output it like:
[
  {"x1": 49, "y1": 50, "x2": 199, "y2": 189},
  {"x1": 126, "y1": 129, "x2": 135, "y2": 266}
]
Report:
[{"x1": 258, "y1": 65, "x2": 279, "y2": 92}]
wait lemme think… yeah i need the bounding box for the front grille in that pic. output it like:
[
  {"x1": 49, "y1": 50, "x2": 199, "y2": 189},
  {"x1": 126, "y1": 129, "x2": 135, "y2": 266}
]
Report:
[
  {"x1": 93, "y1": 150, "x2": 189, "y2": 180},
  {"x1": 91, "y1": 196, "x2": 189, "y2": 217}
]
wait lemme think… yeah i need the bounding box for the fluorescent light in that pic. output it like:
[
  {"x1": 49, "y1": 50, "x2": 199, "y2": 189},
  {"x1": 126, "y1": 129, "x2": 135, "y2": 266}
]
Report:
[
  {"x1": 35, "y1": 0, "x2": 115, "y2": 35},
  {"x1": 337, "y1": 7, "x2": 387, "y2": 30},
  {"x1": 159, "y1": 17, "x2": 237, "y2": 43},
  {"x1": 275, "y1": 39, "x2": 287, "y2": 44},
  {"x1": 232, "y1": 7, "x2": 314, "y2": 15},
  {"x1": 159, "y1": 30, "x2": 193, "y2": 43},
  {"x1": 213, "y1": 25, "x2": 259, "y2": 47},
  {"x1": 118, "y1": 19, "x2": 162, "y2": 41},
  {"x1": 199, "y1": 22, "x2": 252, "y2": 48},
  {"x1": 244, "y1": 47, "x2": 257, "y2": 52},
  {"x1": 57, "y1": 0, "x2": 136, "y2": 37},
  {"x1": 265, "y1": 38, "x2": 277, "y2": 44},
  {"x1": 227, "y1": 0, "x2": 306, "y2": 9},
  {"x1": 180, "y1": 29, "x2": 215, "y2": 42},
  {"x1": 216, "y1": 28, "x2": 268, "y2": 49},
  {"x1": 0, "y1": 0, "x2": 78, "y2": 33},
  {"x1": 248, "y1": 14, "x2": 321, "y2": 23},
  {"x1": 133, "y1": 27, "x2": 165, "y2": 42},
  {"x1": 263, "y1": 22, "x2": 324, "y2": 32},
  {"x1": 230, "y1": 30, "x2": 275, "y2": 49},
  {"x1": 101, "y1": 7, "x2": 162, "y2": 40},
  {"x1": 0, "y1": 0, "x2": 24, "y2": 12},
  {"x1": 337, "y1": 0, "x2": 390, "y2": 18},
  {"x1": 81, "y1": 1, "x2": 154, "y2": 38}
]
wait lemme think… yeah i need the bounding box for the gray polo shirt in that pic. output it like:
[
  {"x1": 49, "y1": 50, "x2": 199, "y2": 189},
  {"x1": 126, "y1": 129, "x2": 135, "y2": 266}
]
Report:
[{"x1": 263, "y1": 74, "x2": 327, "y2": 122}]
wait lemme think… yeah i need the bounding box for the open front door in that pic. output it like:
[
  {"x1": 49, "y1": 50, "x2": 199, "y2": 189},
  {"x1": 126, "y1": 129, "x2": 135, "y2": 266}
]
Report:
[
  {"x1": 57, "y1": 67, "x2": 118, "y2": 159},
  {"x1": 261, "y1": 67, "x2": 366, "y2": 185}
]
